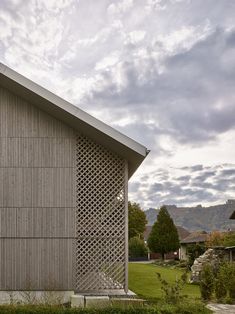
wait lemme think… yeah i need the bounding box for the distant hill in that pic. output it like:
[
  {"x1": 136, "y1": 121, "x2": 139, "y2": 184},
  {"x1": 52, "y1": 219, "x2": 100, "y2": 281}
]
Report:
[{"x1": 144, "y1": 200, "x2": 235, "y2": 232}]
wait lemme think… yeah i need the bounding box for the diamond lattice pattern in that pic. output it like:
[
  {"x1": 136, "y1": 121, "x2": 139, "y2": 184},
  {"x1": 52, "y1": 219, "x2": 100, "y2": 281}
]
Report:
[{"x1": 75, "y1": 134, "x2": 126, "y2": 291}]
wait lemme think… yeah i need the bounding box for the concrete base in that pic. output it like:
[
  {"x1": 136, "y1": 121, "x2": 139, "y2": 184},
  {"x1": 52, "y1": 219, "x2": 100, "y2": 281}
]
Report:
[
  {"x1": 76, "y1": 289, "x2": 136, "y2": 296},
  {"x1": 111, "y1": 298, "x2": 145, "y2": 308},
  {"x1": 71, "y1": 295, "x2": 84, "y2": 308},
  {"x1": 0, "y1": 291, "x2": 74, "y2": 305},
  {"x1": 85, "y1": 296, "x2": 110, "y2": 308},
  {"x1": 70, "y1": 292, "x2": 145, "y2": 309}
]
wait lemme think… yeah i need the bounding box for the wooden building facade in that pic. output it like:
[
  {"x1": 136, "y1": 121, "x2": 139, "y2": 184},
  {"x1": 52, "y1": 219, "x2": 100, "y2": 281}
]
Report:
[{"x1": 0, "y1": 63, "x2": 148, "y2": 294}]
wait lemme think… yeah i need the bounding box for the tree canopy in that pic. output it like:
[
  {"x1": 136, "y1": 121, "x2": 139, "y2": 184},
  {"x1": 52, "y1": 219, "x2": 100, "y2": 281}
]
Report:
[
  {"x1": 128, "y1": 201, "x2": 147, "y2": 239},
  {"x1": 129, "y1": 236, "x2": 148, "y2": 258},
  {"x1": 206, "y1": 231, "x2": 224, "y2": 247},
  {"x1": 223, "y1": 231, "x2": 235, "y2": 247},
  {"x1": 147, "y1": 206, "x2": 180, "y2": 259}
]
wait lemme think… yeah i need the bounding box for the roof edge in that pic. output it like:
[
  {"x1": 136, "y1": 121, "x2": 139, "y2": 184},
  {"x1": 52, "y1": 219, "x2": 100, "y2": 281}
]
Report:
[{"x1": 0, "y1": 63, "x2": 149, "y2": 177}]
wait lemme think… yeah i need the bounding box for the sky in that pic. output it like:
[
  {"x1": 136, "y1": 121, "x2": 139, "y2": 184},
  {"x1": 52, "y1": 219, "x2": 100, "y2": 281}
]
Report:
[{"x1": 1, "y1": 0, "x2": 235, "y2": 209}]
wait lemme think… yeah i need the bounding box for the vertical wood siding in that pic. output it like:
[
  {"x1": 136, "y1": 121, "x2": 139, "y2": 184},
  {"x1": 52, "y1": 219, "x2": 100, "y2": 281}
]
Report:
[{"x1": 0, "y1": 86, "x2": 76, "y2": 290}]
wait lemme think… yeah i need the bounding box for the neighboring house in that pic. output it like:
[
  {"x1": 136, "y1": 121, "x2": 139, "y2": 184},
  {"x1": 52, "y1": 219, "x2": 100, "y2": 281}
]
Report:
[
  {"x1": 180, "y1": 231, "x2": 208, "y2": 260},
  {"x1": 0, "y1": 63, "x2": 149, "y2": 295},
  {"x1": 144, "y1": 225, "x2": 190, "y2": 260},
  {"x1": 227, "y1": 210, "x2": 235, "y2": 261},
  {"x1": 230, "y1": 210, "x2": 235, "y2": 219}
]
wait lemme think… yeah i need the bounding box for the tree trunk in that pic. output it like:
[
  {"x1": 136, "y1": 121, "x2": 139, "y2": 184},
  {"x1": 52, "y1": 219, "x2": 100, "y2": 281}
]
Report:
[{"x1": 161, "y1": 252, "x2": 165, "y2": 260}]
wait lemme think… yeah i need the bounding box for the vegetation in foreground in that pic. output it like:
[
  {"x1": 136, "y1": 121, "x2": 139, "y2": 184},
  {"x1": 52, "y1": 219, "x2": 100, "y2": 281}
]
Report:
[
  {"x1": 200, "y1": 262, "x2": 235, "y2": 303},
  {"x1": 0, "y1": 303, "x2": 211, "y2": 314}
]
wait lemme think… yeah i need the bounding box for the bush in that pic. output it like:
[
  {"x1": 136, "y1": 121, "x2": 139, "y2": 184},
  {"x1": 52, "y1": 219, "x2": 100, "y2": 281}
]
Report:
[
  {"x1": 217, "y1": 262, "x2": 235, "y2": 301},
  {"x1": 187, "y1": 244, "x2": 206, "y2": 267},
  {"x1": 214, "y1": 278, "x2": 227, "y2": 302},
  {"x1": 0, "y1": 306, "x2": 160, "y2": 314},
  {"x1": 156, "y1": 271, "x2": 188, "y2": 304},
  {"x1": 227, "y1": 264, "x2": 235, "y2": 300},
  {"x1": 129, "y1": 236, "x2": 148, "y2": 258},
  {"x1": 223, "y1": 232, "x2": 235, "y2": 247},
  {"x1": 200, "y1": 264, "x2": 214, "y2": 301},
  {"x1": 0, "y1": 304, "x2": 211, "y2": 314}
]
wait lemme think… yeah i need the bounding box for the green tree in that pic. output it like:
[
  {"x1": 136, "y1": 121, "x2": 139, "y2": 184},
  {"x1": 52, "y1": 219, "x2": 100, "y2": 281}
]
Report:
[
  {"x1": 128, "y1": 201, "x2": 147, "y2": 239},
  {"x1": 223, "y1": 231, "x2": 235, "y2": 247},
  {"x1": 187, "y1": 243, "x2": 206, "y2": 267},
  {"x1": 128, "y1": 236, "x2": 148, "y2": 258},
  {"x1": 147, "y1": 206, "x2": 180, "y2": 260}
]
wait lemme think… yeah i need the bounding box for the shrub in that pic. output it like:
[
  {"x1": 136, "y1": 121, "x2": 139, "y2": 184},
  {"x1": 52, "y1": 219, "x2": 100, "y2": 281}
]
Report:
[
  {"x1": 214, "y1": 278, "x2": 227, "y2": 302},
  {"x1": 156, "y1": 271, "x2": 188, "y2": 304},
  {"x1": 186, "y1": 243, "x2": 206, "y2": 267},
  {"x1": 0, "y1": 306, "x2": 160, "y2": 314},
  {"x1": 227, "y1": 264, "x2": 235, "y2": 300},
  {"x1": 0, "y1": 303, "x2": 211, "y2": 314},
  {"x1": 223, "y1": 231, "x2": 235, "y2": 247},
  {"x1": 200, "y1": 264, "x2": 214, "y2": 301},
  {"x1": 129, "y1": 236, "x2": 148, "y2": 258},
  {"x1": 217, "y1": 262, "x2": 235, "y2": 301},
  {"x1": 206, "y1": 231, "x2": 224, "y2": 248}
]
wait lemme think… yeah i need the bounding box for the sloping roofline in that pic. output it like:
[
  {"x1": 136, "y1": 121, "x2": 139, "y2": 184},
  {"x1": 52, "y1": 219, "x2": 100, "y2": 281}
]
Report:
[
  {"x1": 230, "y1": 211, "x2": 235, "y2": 219},
  {"x1": 0, "y1": 63, "x2": 149, "y2": 178}
]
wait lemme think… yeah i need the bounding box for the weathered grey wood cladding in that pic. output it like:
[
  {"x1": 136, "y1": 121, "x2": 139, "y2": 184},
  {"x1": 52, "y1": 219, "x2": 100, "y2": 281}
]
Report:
[
  {"x1": 0, "y1": 87, "x2": 76, "y2": 138},
  {"x1": 0, "y1": 208, "x2": 75, "y2": 238},
  {"x1": 0, "y1": 86, "x2": 76, "y2": 290},
  {"x1": 0, "y1": 168, "x2": 75, "y2": 207},
  {"x1": 0, "y1": 138, "x2": 75, "y2": 167},
  {"x1": 0, "y1": 238, "x2": 74, "y2": 290}
]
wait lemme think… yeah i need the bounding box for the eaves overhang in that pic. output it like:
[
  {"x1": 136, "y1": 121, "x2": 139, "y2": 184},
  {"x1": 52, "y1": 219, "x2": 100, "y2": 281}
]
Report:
[
  {"x1": 0, "y1": 63, "x2": 149, "y2": 178},
  {"x1": 230, "y1": 211, "x2": 235, "y2": 219}
]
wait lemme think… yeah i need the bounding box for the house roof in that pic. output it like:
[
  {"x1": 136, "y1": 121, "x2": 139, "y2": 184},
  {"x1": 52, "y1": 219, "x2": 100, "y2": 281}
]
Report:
[
  {"x1": 0, "y1": 63, "x2": 149, "y2": 178},
  {"x1": 143, "y1": 225, "x2": 190, "y2": 241},
  {"x1": 230, "y1": 211, "x2": 235, "y2": 219},
  {"x1": 180, "y1": 231, "x2": 208, "y2": 244}
]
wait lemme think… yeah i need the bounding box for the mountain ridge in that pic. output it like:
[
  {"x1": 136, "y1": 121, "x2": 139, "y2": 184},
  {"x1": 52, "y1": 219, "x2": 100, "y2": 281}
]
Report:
[{"x1": 144, "y1": 201, "x2": 235, "y2": 232}]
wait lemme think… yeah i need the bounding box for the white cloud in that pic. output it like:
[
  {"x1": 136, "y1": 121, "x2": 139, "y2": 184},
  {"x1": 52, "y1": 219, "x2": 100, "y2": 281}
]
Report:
[
  {"x1": 124, "y1": 30, "x2": 146, "y2": 45},
  {"x1": 107, "y1": 0, "x2": 133, "y2": 16},
  {"x1": 1, "y1": 0, "x2": 235, "y2": 207}
]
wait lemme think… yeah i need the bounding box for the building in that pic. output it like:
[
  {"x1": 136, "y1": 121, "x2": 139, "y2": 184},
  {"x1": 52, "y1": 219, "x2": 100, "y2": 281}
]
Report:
[
  {"x1": 144, "y1": 225, "x2": 190, "y2": 260},
  {"x1": 230, "y1": 211, "x2": 235, "y2": 219},
  {"x1": 179, "y1": 231, "x2": 208, "y2": 260},
  {"x1": 0, "y1": 63, "x2": 148, "y2": 296}
]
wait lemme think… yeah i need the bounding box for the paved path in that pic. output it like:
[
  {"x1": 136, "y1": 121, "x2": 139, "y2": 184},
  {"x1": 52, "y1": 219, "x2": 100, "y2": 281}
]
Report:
[{"x1": 207, "y1": 303, "x2": 235, "y2": 313}]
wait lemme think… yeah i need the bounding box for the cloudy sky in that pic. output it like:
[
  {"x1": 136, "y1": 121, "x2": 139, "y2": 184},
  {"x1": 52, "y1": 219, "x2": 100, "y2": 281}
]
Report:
[{"x1": 1, "y1": 0, "x2": 235, "y2": 209}]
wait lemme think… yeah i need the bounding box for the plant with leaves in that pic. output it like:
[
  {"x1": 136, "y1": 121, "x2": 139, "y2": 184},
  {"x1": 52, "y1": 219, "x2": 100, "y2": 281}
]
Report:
[
  {"x1": 156, "y1": 271, "x2": 188, "y2": 304},
  {"x1": 206, "y1": 231, "x2": 224, "y2": 248},
  {"x1": 200, "y1": 264, "x2": 214, "y2": 301},
  {"x1": 214, "y1": 263, "x2": 228, "y2": 302},
  {"x1": 128, "y1": 201, "x2": 147, "y2": 239},
  {"x1": 187, "y1": 243, "x2": 206, "y2": 267},
  {"x1": 222, "y1": 262, "x2": 235, "y2": 300},
  {"x1": 147, "y1": 206, "x2": 180, "y2": 260},
  {"x1": 129, "y1": 236, "x2": 148, "y2": 258},
  {"x1": 223, "y1": 231, "x2": 235, "y2": 247}
]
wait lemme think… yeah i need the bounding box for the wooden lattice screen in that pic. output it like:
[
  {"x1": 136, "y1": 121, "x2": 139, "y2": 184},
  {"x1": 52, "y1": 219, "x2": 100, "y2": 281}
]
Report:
[{"x1": 75, "y1": 134, "x2": 127, "y2": 292}]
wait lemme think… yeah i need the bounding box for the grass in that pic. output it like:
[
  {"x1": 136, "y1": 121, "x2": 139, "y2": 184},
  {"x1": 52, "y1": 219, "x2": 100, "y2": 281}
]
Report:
[{"x1": 129, "y1": 262, "x2": 200, "y2": 300}]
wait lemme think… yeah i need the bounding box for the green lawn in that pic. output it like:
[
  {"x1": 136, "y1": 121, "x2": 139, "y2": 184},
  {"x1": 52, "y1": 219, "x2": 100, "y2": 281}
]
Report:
[{"x1": 129, "y1": 262, "x2": 200, "y2": 300}]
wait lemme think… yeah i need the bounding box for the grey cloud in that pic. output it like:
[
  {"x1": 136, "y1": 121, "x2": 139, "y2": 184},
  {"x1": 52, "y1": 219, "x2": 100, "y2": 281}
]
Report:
[
  {"x1": 82, "y1": 27, "x2": 235, "y2": 150},
  {"x1": 220, "y1": 169, "x2": 235, "y2": 177},
  {"x1": 1, "y1": 0, "x2": 235, "y2": 208},
  {"x1": 129, "y1": 164, "x2": 235, "y2": 208}
]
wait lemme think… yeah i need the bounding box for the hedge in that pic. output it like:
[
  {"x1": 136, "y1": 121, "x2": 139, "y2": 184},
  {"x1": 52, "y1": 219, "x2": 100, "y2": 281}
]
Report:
[
  {"x1": 0, "y1": 307, "x2": 158, "y2": 314},
  {"x1": 0, "y1": 303, "x2": 211, "y2": 314}
]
